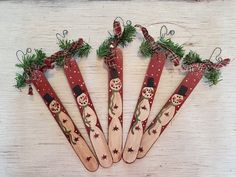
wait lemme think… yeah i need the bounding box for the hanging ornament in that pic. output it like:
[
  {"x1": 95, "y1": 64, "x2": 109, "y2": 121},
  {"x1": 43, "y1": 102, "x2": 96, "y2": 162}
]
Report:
[
  {"x1": 123, "y1": 25, "x2": 184, "y2": 164},
  {"x1": 137, "y1": 48, "x2": 230, "y2": 159},
  {"x1": 15, "y1": 48, "x2": 99, "y2": 172},
  {"x1": 44, "y1": 30, "x2": 113, "y2": 168},
  {"x1": 97, "y1": 17, "x2": 136, "y2": 163}
]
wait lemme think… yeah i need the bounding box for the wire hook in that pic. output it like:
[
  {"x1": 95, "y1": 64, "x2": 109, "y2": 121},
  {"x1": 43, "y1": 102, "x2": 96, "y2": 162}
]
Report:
[
  {"x1": 16, "y1": 48, "x2": 32, "y2": 63},
  {"x1": 208, "y1": 47, "x2": 222, "y2": 62},
  {"x1": 56, "y1": 29, "x2": 68, "y2": 41},
  {"x1": 114, "y1": 16, "x2": 125, "y2": 26},
  {"x1": 160, "y1": 25, "x2": 175, "y2": 39}
]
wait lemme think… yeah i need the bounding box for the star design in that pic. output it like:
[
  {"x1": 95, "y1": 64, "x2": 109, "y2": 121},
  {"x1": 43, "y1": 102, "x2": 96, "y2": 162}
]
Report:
[
  {"x1": 63, "y1": 119, "x2": 67, "y2": 123},
  {"x1": 74, "y1": 137, "x2": 79, "y2": 142},
  {"x1": 135, "y1": 126, "x2": 140, "y2": 131},
  {"x1": 86, "y1": 156, "x2": 92, "y2": 161},
  {"x1": 139, "y1": 147, "x2": 143, "y2": 152},
  {"x1": 114, "y1": 104, "x2": 118, "y2": 109},
  {"x1": 164, "y1": 112, "x2": 169, "y2": 116},
  {"x1": 152, "y1": 129, "x2": 157, "y2": 134},
  {"x1": 128, "y1": 147, "x2": 134, "y2": 152},
  {"x1": 113, "y1": 126, "x2": 119, "y2": 131},
  {"x1": 94, "y1": 133, "x2": 99, "y2": 138},
  {"x1": 113, "y1": 149, "x2": 118, "y2": 154},
  {"x1": 102, "y1": 154, "x2": 107, "y2": 160},
  {"x1": 141, "y1": 105, "x2": 147, "y2": 110}
]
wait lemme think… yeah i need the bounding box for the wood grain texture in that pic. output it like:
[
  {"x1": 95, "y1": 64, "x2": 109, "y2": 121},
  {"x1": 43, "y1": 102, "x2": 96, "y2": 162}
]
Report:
[{"x1": 0, "y1": 0, "x2": 236, "y2": 176}]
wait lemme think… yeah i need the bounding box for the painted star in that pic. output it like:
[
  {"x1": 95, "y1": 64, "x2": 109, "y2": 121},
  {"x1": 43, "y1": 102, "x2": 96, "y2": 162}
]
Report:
[
  {"x1": 152, "y1": 129, "x2": 157, "y2": 134},
  {"x1": 113, "y1": 126, "x2": 119, "y2": 131},
  {"x1": 113, "y1": 149, "x2": 118, "y2": 154},
  {"x1": 114, "y1": 104, "x2": 118, "y2": 109},
  {"x1": 128, "y1": 147, "x2": 134, "y2": 152},
  {"x1": 74, "y1": 137, "x2": 79, "y2": 142},
  {"x1": 139, "y1": 147, "x2": 143, "y2": 152},
  {"x1": 164, "y1": 112, "x2": 169, "y2": 116},
  {"x1": 141, "y1": 105, "x2": 147, "y2": 110},
  {"x1": 94, "y1": 133, "x2": 99, "y2": 138},
  {"x1": 86, "y1": 156, "x2": 92, "y2": 161},
  {"x1": 102, "y1": 155, "x2": 107, "y2": 160},
  {"x1": 135, "y1": 126, "x2": 140, "y2": 131}
]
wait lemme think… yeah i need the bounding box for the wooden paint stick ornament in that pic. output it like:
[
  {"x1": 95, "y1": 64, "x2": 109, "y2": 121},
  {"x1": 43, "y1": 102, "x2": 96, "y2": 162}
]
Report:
[
  {"x1": 123, "y1": 25, "x2": 185, "y2": 163},
  {"x1": 14, "y1": 49, "x2": 99, "y2": 172},
  {"x1": 44, "y1": 31, "x2": 113, "y2": 168},
  {"x1": 97, "y1": 18, "x2": 136, "y2": 162},
  {"x1": 137, "y1": 48, "x2": 230, "y2": 159}
]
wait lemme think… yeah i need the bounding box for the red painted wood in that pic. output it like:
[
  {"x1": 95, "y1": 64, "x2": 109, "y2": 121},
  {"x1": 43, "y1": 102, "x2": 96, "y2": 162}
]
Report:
[
  {"x1": 137, "y1": 70, "x2": 204, "y2": 159},
  {"x1": 123, "y1": 52, "x2": 167, "y2": 163},
  {"x1": 63, "y1": 58, "x2": 113, "y2": 168},
  {"x1": 31, "y1": 70, "x2": 99, "y2": 172},
  {"x1": 107, "y1": 48, "x2": 123, "y2": 162}
]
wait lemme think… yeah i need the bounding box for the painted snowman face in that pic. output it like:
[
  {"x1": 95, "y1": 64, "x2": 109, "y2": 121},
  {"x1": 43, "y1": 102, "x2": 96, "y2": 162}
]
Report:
[
  {"x1": 142, "y1": 87, "x2": 154, "y2": 99},
  {"x1": 77, "y1": 93, "x2": 89, "y2": 107},
  {"x1": 49, "y1": 100, "x2": 61, "y2": 114},
  {"x1": 110, "y1": 78, "x2": 122, "y2": 91},
  {"x1": 171, "y1": 94, "x2": 184, "y2": 106}
]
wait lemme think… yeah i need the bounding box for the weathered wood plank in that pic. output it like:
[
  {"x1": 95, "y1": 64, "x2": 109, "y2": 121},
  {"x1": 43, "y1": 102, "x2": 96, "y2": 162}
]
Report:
[{"x1": 0, "y1": 0, "x2": 236, "y2": 176}]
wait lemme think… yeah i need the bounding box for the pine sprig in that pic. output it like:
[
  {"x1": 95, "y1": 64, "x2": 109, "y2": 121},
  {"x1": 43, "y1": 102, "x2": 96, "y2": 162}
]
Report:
[
  {"x1": 15, "y1": 73, "x2": 27, "y2": 89},
  {"x1": 139, "y1": 40, "x2": 152, "y2": 57},
  {"x1": 77, "y1": 42, "x2": 91, "y2": 58},
  {"x1": 138, "y1": 37, "x2": 184, "y2": 58},
  {"x1": 183, "y1": 51, "x2": 222, "y2": 86},
  {"x1": 96, "y1": 38, "x2": 113, "y2": 58},
  {"x1": 182, "y1": 50, "x2": 202, "y2": 65},
  {"x1": 15, "y1": 49, "x2": 46, "y2": 89},
  {"x1": 58, "y1": 39, "x2": 72, "y2": 50},
  {"x1": 56, "y1": 39, "x2": 92, "y2": 66},
  {"x1": 119, "y1": 24, "x2": 136, "y2": 47},
  {"x1": 158, "y1": 38, "x2": 185, "y2": 58},
  {"x1": 204, "y1": 68, "x2": 221, "y2": 85},
  {"x1": 97, "y1": 21, "x2": 136, "y2": 58}
]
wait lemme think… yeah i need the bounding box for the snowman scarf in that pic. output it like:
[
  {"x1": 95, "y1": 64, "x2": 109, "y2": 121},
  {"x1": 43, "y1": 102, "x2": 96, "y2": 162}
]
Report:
[
  {"x1": 137, "y1": 51, "x2": 230, "y2": 159},
  {"x1": 123, "y1": 25, "x2": 183, "y2": 163},
  {"x1": 15, "y1": 49, "x2": 99, "y2": 172},
  {"x1": 44, "y1": 36, "x2": 113, "y2": 168}
]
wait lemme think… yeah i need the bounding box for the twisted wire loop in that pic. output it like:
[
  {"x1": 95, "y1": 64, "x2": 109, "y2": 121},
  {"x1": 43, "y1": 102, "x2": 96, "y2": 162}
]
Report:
[
  {"x1": 16, "y1": 48, "x2": 32, "y2": 64},
  {"x1": 135, "y1": 24, "x2": 180, "y2": 66},
  {"x1": 56, "y1": 29, "x2": 69, "y2": 41},
  {"x1": 182, "y1": 48, "x2": 230, "y2": 73},
  {"x1": 160, "y1": 25, "x2": 175, "y2": 39}
]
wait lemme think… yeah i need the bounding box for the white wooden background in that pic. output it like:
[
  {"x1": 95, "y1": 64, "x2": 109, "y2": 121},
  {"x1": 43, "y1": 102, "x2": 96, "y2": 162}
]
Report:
[{"x1": 0, "y1": 0, "x2": 236, "y2": 177}]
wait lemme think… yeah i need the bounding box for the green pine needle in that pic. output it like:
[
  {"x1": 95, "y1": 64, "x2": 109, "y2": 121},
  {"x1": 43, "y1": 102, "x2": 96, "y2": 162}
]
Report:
[
  {"x1": 158, "y1": 38, "x2": 185, "y2": 58},
  {"x1": 97, "y1": 22, "x2": 136, "y2": 58},
  {"x1": 119, "y1": 24, "x2": 136, "y2": 47},
  {"x1": 204, "y1": 68, "x2": 222, "y2": 85},
  {"x1": 97, "y1": 38, "x2": 113, "y2": 58},
  {"x1": 183, "y1": 51, "x2": 223, "y2": 86},
  {"x1": 139, "y1": 40, "x2": 152, "y2": 57},
  {"x1": 58, "y1": 39, "x2": 72, "y2": 50},
  {"x1": 56, "y1": 40, "x2": 92, "y2": 66},
  {"x1": 182, "y1": 50, "x2": 202, "y2": 65},
  {"x1": 77, "y1": 42, "x2": 91, "y2": 58},
  {"x1": 15, "y1": 73, "x2": 27, "y2": 89},
  {"x1": 15, "y1": 49, "x2": 46, "y2": 89},
  {"x1": 15, "y1": 49, "x2": 46, "y2": 71}
]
